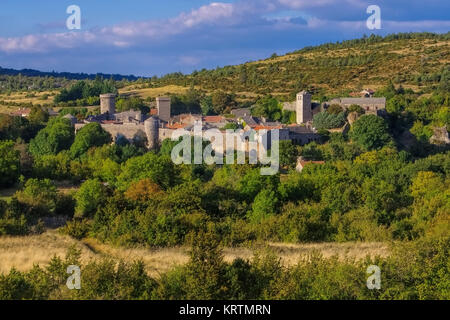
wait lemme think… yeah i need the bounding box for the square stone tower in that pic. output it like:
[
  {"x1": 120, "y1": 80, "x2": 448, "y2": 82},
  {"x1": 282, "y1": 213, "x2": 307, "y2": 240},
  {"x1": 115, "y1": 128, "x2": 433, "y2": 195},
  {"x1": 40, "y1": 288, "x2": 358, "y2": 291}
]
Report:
[
  {"x1": 156, "y1": 97, "x2": 171, "y2": 122},
  {"x1": 296, "y1": 91, "x2": 312, "y2": 124}
]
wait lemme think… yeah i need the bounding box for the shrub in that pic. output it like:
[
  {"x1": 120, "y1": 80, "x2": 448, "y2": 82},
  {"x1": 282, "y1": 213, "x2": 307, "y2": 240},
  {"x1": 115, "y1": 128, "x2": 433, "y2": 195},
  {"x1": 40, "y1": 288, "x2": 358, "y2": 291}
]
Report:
[
  {"x1": 0, "y1": 140, "x2": 20, "y2": 187},
  {"x1": 15, "y1": 178, "x2": 59, "y2": 217},
  {"x1": 29, "y1": 117, "x2": 74, "y2": 156},
  {"x1": 313, "y1": 111, "x2": 346, "y2": 130},
  {"x1": 62, "y1": 219, "x2": 91, "y2": 239},
  {"x1": 70, "y1": 123, "x2": 111, "y2": 158},
  {"x1": 350, "y1": 115, "x2": 392, "y2": 150},
  {"x1": 74, "y1": 179, "x2": 107, "y2": 218}
]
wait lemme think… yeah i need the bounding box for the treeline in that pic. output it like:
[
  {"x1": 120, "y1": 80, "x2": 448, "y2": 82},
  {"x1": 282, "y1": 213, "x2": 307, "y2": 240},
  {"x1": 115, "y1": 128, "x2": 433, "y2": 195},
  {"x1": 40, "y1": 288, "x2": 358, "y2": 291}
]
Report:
[
  {"x1": 293, "y1": 32, "x2": 449, "y2": 53},
  {"x1": 0, "y1": 66, "x2": 140, "y2": 81},
  {"x1": 54, "y1": 77, "x2": 118, "y2": 105},
  {"x1": 0, "y1": 230, "x2": 448, "y2": 300},
  {"x1": 0, "y1": 74, "x2": 72, "y2": 93}
]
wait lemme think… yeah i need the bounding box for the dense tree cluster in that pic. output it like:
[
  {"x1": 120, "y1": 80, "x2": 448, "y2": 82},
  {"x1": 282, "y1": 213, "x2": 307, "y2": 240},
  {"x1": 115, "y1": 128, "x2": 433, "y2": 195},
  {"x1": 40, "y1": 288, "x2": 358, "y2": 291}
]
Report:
[{"x1": 53, "y1": 77, "x2": 117, "y2": 104}]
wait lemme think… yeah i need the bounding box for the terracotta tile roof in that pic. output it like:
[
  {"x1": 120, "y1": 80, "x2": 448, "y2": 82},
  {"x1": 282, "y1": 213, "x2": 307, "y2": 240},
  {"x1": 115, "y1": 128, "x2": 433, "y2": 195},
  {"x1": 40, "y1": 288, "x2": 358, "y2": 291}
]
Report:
[
  {"x1": 203, "y1": 116, "x2": 225, "y2": 123},
  {"x1": 10, "y1": 108, "x2": 31, "y2": 116},
  {"x1": 166, "y1": 123, "x2": 188, "y2": 129},
  {"x1": 253, "y1": 125, "x2": 283, "y2": 131},
  {"x1": 150, "y1": 109, "x2": 158, "y2": 115}
]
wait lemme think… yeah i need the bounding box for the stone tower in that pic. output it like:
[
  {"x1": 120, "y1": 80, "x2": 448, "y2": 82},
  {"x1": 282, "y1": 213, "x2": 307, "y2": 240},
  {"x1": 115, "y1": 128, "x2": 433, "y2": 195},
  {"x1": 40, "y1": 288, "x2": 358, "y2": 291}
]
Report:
[
  {"x1": 156, "y1": 97, "x2": 171, "y2": 122},
  {"x1": 296, "y1": 91, "x2": 312, "y2": 124},
  {"x1": 100, "y1": 94, "x2": 116, "y2": 116},
  {"x1": 144, "y1": 116, "x2": 159, "y2": 150}
]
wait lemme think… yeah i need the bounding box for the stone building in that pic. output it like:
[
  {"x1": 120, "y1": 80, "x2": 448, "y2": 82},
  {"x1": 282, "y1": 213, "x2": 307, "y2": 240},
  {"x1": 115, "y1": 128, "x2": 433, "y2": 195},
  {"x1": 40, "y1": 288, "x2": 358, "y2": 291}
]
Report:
[
  {"x1": 324, "y1": 97, "x2": 386, "y2": 116},
  {"x1": 74, "y1": 93, "x2": 323, "y2": 151},
  {"x1": 288, "y1": 124, "x2": 321, "y2": 145},
  {"x1": 100, "y1": 94, "x2": 116, "y2": 116},
  {"x1": 296, "y1": 91, "x2": 312, "y2": 124},
  {"x1": 282, "y1": 91, "x2": 321, "y2": 124},
  {"x1": 156, "y1": 97, "x2": 171, "y2": 122}
]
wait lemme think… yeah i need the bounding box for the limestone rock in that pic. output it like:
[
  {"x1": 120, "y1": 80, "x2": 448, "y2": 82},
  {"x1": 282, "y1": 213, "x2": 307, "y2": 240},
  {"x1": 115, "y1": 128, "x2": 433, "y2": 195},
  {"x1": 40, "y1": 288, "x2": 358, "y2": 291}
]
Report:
[{"x1": 429, "y1": 126, "x2": 450, "y2": 145}]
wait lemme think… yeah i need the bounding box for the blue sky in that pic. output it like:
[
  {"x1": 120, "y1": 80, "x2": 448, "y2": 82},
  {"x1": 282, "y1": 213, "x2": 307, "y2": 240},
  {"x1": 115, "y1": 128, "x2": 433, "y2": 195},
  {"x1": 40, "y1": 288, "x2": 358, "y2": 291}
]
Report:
[{"x1": 0, "y1": 0, "x2": 449, "y2": 76}]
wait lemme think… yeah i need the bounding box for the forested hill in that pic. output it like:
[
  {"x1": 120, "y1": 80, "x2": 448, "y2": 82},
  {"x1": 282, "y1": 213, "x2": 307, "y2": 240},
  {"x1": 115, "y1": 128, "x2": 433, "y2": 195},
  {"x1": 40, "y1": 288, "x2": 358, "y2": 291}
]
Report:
[
  {"x1": 153, "y1": 32, "x2": 450, "y2": 101},
  {"x1": 0, "y1": 66, "x2": 140, "y2": 81}
]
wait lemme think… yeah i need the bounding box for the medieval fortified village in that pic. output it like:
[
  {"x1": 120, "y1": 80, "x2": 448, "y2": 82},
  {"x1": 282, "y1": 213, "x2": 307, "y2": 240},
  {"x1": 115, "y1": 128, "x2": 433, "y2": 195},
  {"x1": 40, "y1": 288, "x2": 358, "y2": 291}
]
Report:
[{"x1": 71, "y1": 92, "x2": 388, "y2": 158}]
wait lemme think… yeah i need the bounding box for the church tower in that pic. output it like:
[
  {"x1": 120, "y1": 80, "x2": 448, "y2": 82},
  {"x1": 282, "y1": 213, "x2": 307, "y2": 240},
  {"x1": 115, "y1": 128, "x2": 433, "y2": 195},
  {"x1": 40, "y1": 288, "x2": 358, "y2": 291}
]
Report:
[{"x1": 296, "y1": 91, "x2": 312, "y2": 124}]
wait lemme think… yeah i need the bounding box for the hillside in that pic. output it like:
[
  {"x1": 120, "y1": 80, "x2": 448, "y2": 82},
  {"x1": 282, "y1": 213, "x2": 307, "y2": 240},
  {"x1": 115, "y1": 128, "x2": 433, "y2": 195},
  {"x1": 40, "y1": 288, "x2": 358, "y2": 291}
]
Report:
[
  {"x1": 147, "y1": 32, "x2": 450, "y2": 101},
  {"x1": 1, "y1": 32, "x2": 448, "y2": 107}
]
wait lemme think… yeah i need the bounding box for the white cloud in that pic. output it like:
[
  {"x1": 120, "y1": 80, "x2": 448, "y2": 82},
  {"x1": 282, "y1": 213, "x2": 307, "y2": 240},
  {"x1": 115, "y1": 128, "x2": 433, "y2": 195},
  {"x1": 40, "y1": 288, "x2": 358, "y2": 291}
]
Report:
[
  {"x1": 0, "y1": 0, "x2": 448, "y2": 56},
  {"x1": 178, "y1": 55, "x2": 202, "y2": 66}
]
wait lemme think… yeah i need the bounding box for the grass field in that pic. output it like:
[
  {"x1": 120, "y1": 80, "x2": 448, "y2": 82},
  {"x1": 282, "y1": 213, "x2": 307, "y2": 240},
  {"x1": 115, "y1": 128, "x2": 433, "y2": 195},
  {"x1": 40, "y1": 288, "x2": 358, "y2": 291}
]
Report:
[
  {"x1": 0, "y1": 230, "x2": 390, "y2": 277},
  {"x1": 0, "y1": 90, "x2": 57, "y2": 104},
  {"x1": 118, "y1": 84, "x2": 190, "y2": 99}
]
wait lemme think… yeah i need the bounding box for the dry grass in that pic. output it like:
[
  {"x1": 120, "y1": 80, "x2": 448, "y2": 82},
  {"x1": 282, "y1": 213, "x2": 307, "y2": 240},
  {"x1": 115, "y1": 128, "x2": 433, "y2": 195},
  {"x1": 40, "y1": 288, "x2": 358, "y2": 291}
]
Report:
[
  {"x1": 0, "y1": 90, "x2": 56, "y2": 105},
  {"x1": 0, "y1": 230, "x2": 390, "y2": 277},
  {"x1": 0, "y1": 231, "x2": 96, "y2": 274},
  {"x1": 119, "y1": 85, "x2": 190, "y2": 99}
]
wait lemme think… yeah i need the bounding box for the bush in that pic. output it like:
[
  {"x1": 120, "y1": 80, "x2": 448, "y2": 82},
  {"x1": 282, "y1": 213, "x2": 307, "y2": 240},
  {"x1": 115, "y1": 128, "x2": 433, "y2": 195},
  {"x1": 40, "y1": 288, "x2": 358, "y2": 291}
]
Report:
[
  {"x1": 0, "y1": 140, "x2": 20, "y2": 187},
  {"x1": 74, "y1": 179, "x2": 108, "y2": 218},
  {"x1": 70, "y1": 123, "x2": 111, "y2": 158},
  {"x1": 29, "y1": 117, "x2": 74, "y2": 157},
  {"x1": 313, "y1": 111, "x2": 346, "y2": 130},
  {"x1": 62, "y1": 219, "x2": 91, "y2": 239},
  {"x1": 15, "y1": 178, "x2": 59, "y2": 217},
  {"x1": 350, "y1": 115, "x2": 392, "y2": 150}
]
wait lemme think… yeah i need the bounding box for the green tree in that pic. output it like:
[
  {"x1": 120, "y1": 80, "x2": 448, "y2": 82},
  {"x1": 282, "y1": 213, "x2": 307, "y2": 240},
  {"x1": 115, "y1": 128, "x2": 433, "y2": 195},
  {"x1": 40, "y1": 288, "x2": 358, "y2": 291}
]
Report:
[
  {"x1": 15, "y1": 178, "x2": 59, "y2": 216},
  {"x1": 28, "y1": 106, "x2": 49, "y2": 124},
  {"x1": 386, "y1": 95, "x2": 405, "y2": 113},
  {"x1": 248, "y1": 189, "x2": 279, "y2": 223},
  {"x1": 116, "y1": 152, "x2": 178, "y2": 191},
  {"x1": 313, "y1": 111, "x2": 346, "y2": 130},
  {"x1": 327, "y1": 104, "x2": 343, "y2": 115},
  {"x1": 252, "y1": 95, "x2": 282, "y2": 121},
  {"x1": 29, "y1": 118, "x2": 74, "y2": 156},
  {"x1": 0, "y1": 140, "x2": 20, "y2": 188},
  {"x1": 350, "y1": 115, "x2": 392, "y2": 150},
  {"x1": 74, "y1": 179, "x2": 107, "y2": 218},
  {"x1": 211, "y1": 91, "x2": 234, "y2": 114},
  {"x1": 200, "y1": 96, "x2": 214, "y2": 115},
  {"x1": 348, "y1": 104, "x2": 364, "y2": 114},
  {"x1": 410, "y1": 121, "x2": 433, "y2": 143},
  {"x1": 70, "y1": 123, "x2": 111, "y2": 158},
  {"x1": 278, "y1": 140, "x2": 299, "y2": 168},
  {"x1": 185, "y1": 229, "x2": 227, "y2": 299}
]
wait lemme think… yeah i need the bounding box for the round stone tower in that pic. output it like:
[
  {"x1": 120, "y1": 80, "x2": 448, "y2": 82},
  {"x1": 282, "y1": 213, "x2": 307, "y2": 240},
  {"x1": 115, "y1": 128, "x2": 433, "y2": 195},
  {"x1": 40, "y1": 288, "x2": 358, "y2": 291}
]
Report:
[
  {"x1": 100, "y1": 94, "x2": 116, "y2": 115},
  {"x1": 144, "y1": 116, "x2": 159, "y2": 150}
]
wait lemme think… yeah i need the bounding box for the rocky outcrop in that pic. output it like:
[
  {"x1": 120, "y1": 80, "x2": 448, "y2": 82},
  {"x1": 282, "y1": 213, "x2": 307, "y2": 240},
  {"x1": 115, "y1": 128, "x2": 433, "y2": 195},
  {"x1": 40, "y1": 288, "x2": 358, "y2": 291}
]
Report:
[
  {"x1": 429, "y1": 126, "x2": 450, "y2": 145},
  {"x1": 347, "y1": 111, "x2": 360, "y2": 125}
]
